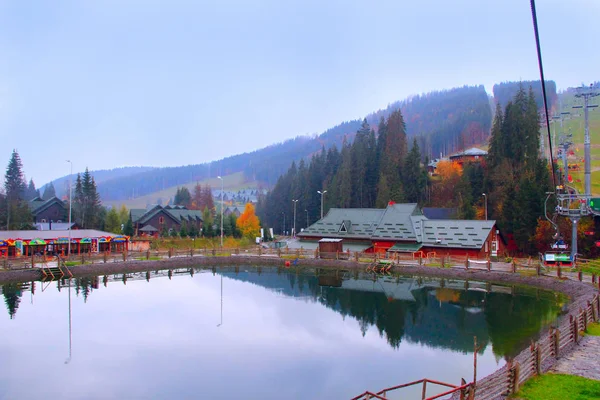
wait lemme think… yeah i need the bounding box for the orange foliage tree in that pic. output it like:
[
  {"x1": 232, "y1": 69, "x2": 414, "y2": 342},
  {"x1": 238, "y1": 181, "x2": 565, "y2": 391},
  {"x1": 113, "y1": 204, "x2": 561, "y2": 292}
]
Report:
[
  {"x1": 236, "y1": 203, "x2": 260, "y2": 240},
  {"x1": 430, "y1": 160, "x2": 463, "y2": 207}
]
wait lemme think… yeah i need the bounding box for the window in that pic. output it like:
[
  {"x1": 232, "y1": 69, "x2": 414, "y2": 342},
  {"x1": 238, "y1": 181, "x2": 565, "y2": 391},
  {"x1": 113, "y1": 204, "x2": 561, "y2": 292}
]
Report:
[
  {"x1": 41, "y1": 219, "x2": 47, "y2": 223},
  {"x1": 159, "y1": 216, "x2": 165, "y2": 224}
]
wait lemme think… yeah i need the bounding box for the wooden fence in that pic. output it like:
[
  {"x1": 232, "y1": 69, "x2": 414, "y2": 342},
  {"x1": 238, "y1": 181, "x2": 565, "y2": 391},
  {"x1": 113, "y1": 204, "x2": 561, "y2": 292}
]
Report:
[{"x1": 473, "y1": 293, "x2": 600, "y2": 399}]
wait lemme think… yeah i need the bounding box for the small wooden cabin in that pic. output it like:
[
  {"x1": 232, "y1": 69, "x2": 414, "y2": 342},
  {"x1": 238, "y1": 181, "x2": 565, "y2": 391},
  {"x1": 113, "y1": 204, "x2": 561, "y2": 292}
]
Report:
[{"x1": 319, "y1": 238, "x2": 343, "y2": 259}]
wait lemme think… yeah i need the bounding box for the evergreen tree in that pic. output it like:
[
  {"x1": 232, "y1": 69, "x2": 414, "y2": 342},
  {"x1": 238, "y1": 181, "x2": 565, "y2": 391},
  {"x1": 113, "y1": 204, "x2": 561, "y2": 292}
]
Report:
[
  {"x1": 174, "y1": 187, "x2": 191, "y2": 207},
  {"x1": 123, "y1": 217, "x2": 134, "y2": 236},
  {"x1": 202, "y1": 206, "x2": 214, "y2": 237},
  {"x1": 2, "y1": 283, "x2": 22, "y2": 319},
  {"x1": 25, "y1": 179, "x2": 38, "y2": 200},
  {"x1": 104, "y1": 207, "x2": 121, "y2": 233},
  {"x1": 118, "y1": 205, "x2": 129, "y2": 226},
  {"x1": 4, "y1": 150, "x2": 31, "y2": 229},
  {"x1": 42, "y1": 182, "x2": 56, "y2": 200},
  {"x1": 179, "y1": 223, "x2": 188, "y2": 238},
  {"x1": 403, "y1": 138, "x2": 427, "y2": 204}
]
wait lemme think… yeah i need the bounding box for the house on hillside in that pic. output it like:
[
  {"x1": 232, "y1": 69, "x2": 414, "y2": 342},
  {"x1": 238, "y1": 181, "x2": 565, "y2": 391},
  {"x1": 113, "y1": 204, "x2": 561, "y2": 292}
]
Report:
[
  {"x1": 29, "y1": 196, "x2": 68, "y2": 224},
  {"x1": 297, "y1": 202, "x2": 505, "y2": 258},
  {"x1": 448, "y1": 147, "x2": 488, "y2": 166},
  {"x1": 130, "y1": 205, "x2": 203, "y2": 237},
  {"x1": 224, "y1": 206, "x2": 245, "y2": 217}
]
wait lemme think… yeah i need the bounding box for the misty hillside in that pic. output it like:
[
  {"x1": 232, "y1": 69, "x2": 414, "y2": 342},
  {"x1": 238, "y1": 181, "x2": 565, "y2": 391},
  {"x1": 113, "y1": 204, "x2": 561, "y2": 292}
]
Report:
[
  {"x1": 46, "y1": 84, "x2": 520, "y2": 204},
  {"x1": 493, "y1": 80, "x2": 557, "y2": 113}
]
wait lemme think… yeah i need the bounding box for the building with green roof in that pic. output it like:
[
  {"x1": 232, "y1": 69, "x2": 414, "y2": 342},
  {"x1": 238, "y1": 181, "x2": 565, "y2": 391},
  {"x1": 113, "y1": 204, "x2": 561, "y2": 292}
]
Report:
[{"x1": 297, "y1": 203, "x2": 505, "y2": 259}]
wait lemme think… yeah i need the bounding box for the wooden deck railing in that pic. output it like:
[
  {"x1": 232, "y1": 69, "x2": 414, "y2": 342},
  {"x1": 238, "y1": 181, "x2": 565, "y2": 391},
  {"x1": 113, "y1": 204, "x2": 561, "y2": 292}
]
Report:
[{"x1": 351, "y1": 378, "x2": 474, "y2": 400}]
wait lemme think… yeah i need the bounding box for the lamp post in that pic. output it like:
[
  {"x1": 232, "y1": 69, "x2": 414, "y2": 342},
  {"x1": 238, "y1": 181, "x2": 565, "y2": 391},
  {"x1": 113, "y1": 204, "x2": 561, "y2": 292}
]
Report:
[
  {"x1": 217, "y1": 176, "x2": 223, "y2": 247},
  {"x1": 305, "y1": 209, "x2": 309, "y2": 229},
  {"x1": 292, "y1": 200, "x2": 298, "y2": 237},
  {"x1": 66, "y1": 160, "x2": 72, "y2": 258},
  {"x1": 482, "y1": 193, "x2": 487, "y2": 221},
  {"x1": 282, "y1": 212, "x2": 285, "y2": 236},
  {"x1": 216, "y1": 274, "x2": 223, "y2": 327},
  {"x1": 317, "y1": 190, "x2": 327, "y2": 219}
]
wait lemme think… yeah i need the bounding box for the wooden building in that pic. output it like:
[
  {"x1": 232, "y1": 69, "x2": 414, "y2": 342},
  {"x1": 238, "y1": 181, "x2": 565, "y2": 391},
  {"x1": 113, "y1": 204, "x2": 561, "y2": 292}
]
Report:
[
  {"x1": 298, "y1": 203, "x2": 505, "y2": 259},
  {"x1": 29, "y1": 196, "x2": 68, "y2": 224},
  {"x1": 130, "y1": 205, "x2": 203, "y2": 237}
]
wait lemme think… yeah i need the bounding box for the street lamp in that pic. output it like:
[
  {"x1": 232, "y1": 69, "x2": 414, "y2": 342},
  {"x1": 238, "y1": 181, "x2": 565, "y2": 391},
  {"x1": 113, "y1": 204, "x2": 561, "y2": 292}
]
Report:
[
  {"x1": 66, "y1": 160, "x2": 72, "y2": 258},
  {"x1": 482, "y1": 193, "x2": 487, "y2": 221},
  {"x1": 216, "y1": 274, "x2": 223, "y2": 327},
  {"x1": 292, "y1": 199, "x2": 298, "y2": 237},
  {"x1": 317, "y1": 190, "x2": 327, "y2": 219},
  {"x1": 217, "y1": 176, "x2": 224, "y2": 247}
]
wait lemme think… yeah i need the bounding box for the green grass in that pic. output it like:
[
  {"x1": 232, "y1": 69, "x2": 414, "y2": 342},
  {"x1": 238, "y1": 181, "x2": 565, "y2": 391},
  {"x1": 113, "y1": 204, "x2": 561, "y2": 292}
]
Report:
[
  {"x1": 587, "y1": 322, "x2": 600, "y2": 336},
  {"x1": 511, "y1": 374, "x2": 600, "y2": 400}
]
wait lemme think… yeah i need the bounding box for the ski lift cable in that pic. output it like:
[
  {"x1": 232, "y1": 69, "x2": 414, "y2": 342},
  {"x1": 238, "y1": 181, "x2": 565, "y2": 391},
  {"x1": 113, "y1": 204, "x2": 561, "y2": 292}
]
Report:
[{"x1": 530, "y1": 0, "x2": 557, "y2": 191}]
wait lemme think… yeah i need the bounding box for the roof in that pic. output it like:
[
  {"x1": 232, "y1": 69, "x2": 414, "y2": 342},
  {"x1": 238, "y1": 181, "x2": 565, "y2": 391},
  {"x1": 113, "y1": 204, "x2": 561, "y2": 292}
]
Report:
[
  {"x1": 422, "y1": 207, "x2": 458, "y2": 220},
  {"x1": 167, "y1": 209, "x2": 203, "y2": 222},
  {"x1": 130, "y1": 209, "x2": 147, "y2": 223},
  {"x1": 29, "y1": 196, "x2": 66, "y2": 215},
  {"x1": 299, "y1": 203, "x2": 497, "y2": 251},
  {"x1": 298, "y1": 208, "x2": 385, "y2": 239},
  {"x1": 0, "y1": 229, "x2": 126, "y2": 241},
  {"x1": 139, "y1": 225, "x2": 158, "y2": 232},
  {"x1": 319, "y1": 238, "x2": 342, "y2": 243},
  {"x1": 421, "y1": 219, "x2": 495, "y2": 249},
  {"x1": 34, "y1": 222, "x2": 75, "y2": 231},
  {"x1": 371, "y1": 203, "x2": 423, "y2": 241},
  {"x1": 132, "y1": 206, "x2": 203, "y2": 225},
  {"x1": 449, "y1": 147, "x2": 488, "y2": 159}
]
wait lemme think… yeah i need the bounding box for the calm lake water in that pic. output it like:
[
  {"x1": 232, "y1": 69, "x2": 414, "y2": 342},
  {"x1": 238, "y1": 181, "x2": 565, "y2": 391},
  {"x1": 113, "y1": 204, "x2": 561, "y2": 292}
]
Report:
[{"x1": 1, "y1": 267, "x2": 564, "y2": 400}]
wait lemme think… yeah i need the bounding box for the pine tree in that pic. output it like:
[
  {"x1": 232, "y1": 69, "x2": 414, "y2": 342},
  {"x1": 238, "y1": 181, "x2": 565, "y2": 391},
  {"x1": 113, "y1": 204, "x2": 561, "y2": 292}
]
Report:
[
  {"x1": 42, "y1": 182, "x2": 56, "y2": 200},
  {"x1": 25, "y1": 179, "x2": 38, "y2": 200},
  {"x1": 2, "y1": 283, "x2": 22, "y2": 319},
  {"x1": 174, "y1": 187, "x2": 191, "y2": 207},
  {"x1": 4, "y1": 150, "x2": 31, "y2": 229},
  {"x1": 403, "y1": 138, "x2": 427, "y2": 204},
  {"x1": 123, "y1": 217, "x2": 134, "y2": 236}
]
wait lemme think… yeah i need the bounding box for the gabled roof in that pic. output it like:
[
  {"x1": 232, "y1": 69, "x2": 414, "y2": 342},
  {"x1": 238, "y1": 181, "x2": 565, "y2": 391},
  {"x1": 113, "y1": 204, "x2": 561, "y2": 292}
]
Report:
[
  {"x1": 130, "y1": 208, "x2": 146, "y2": 223},
  {"x1": 299, "y1": 203, "x2": 497, "y2": 251},
  {"x1": 371, "y1": 203, "x2": 422, "y2": 241},
  {"x1": 299, "y1": 208, "x2": 385, "y2": 239},
  {"x1": 139, "y1": 225, "x2": 158, "y2": 232},
  {"x1": 29, "y1": 196, "x2": 65, "y2": 215},
  {"x1": 167, "y1": 209, "x2": 203, "y2": 222},
  {"x1": 35, "y1": 222, "x2": 75, "y2": 231},
  {"x1": 138, "y1": 206, "x2": 180, "y2": 225}
]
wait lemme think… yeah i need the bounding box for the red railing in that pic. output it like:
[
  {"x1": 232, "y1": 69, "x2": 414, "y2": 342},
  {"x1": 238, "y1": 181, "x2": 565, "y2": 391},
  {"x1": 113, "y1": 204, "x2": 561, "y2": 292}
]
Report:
[{"x1": 351, "y1": 378, "x2": 473, "y2": 400}]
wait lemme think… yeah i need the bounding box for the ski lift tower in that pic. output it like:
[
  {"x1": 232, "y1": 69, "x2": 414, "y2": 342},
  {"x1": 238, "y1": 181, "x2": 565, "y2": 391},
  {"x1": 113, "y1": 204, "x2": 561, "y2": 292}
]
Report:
[{"x1": 573, "y1": 84, "x2": 599, "y2": 196}]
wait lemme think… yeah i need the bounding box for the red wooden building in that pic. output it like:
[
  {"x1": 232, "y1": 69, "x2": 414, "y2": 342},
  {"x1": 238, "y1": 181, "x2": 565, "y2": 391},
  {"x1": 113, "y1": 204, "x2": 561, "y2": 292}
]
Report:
[{"x1": 298, "y1": 203, "x2": 505, "y2": 259}]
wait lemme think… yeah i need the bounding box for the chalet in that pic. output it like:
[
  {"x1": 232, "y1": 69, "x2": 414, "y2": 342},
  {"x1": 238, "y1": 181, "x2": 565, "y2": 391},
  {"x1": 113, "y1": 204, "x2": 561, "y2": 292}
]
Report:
[
  {"x1": 224, "y1": 206, "x2": 245, "y2": 217},
  {"x1": 448, "y1": 147, "x2": 488, "y2": 166},
  {"x1": 130, "y1": 205, "x2": 203, "y2": 237},
  {"x1": 297, "y1": 203, "x2": 505, "y2": 259},
  {"x1": 29, "y1": 196, "x2": 68, "y2": 224}
]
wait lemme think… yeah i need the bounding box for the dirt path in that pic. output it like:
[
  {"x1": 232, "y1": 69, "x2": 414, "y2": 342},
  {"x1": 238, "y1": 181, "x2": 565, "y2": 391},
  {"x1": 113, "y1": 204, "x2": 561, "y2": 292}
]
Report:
[{"x1": 551, "y1": 335, "x2": 600, "y2": 381}]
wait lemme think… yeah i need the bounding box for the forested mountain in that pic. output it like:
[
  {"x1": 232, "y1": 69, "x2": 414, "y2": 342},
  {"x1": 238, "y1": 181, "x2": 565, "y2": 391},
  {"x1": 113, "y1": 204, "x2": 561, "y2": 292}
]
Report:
[
  {"x1": 45, "y1": 166, "x2": 157, "y2": 199},
  {"x1": 493, "y1": 80, "x2": 557, "y2": 113},
  {"x1": 45, "y1": 85, "x2": 493, "y2": 203},
  {"x1": 366, "y1": 85, "x2": 492, "y2": 158}
]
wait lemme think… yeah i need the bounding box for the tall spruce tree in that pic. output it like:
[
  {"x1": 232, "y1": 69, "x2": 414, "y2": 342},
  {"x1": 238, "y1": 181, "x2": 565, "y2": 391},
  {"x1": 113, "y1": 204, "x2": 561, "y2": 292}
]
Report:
[
  {"x1": 42, "y1": 182, "x2": 56, "y2": 200},
  {"x1": 4, "y1": 150, "x2": 31, "y2": 229},
  {"x1": 403, "y1": 138, "x2": 427, "y2": 204}
]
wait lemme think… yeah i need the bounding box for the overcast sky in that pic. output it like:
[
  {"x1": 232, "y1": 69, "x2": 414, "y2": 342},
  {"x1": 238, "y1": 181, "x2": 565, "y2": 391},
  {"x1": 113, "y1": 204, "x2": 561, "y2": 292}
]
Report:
[{"x1": 1, "y1": 0, "x2": 598, "y2": 187}]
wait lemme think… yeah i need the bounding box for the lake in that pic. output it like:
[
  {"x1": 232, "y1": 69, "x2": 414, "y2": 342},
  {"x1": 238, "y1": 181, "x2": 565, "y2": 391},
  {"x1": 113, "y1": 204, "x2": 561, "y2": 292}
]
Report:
[{"x1": 0, "y1": 267, "x2": 564, "y2": 399}]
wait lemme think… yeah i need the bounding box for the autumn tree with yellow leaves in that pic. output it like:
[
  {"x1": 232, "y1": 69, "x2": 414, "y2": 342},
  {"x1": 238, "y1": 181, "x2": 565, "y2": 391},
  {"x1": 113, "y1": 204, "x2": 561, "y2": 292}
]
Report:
[{"x1": 236, "y1": 203, "x2": 260, "y2": 240}]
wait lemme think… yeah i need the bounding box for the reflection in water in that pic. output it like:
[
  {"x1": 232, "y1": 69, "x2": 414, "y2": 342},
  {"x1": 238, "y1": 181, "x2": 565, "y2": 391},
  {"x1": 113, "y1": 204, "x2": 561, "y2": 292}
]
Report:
[{"x1": 0, "y1": 267, "x2": 563, "y2": 400}]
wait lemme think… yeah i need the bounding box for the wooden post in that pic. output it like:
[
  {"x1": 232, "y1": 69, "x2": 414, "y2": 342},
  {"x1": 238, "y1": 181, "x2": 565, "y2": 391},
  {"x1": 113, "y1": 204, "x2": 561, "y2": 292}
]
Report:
[
  {"x1": 465, "y1": 257, "x2": 469, "y2": 270},
  {"x1": 355, "y1": 252, "x2": 359, "y2": 262},
  {"x1": 512, "y1": 259, "x2": 517, "y2": 273},
  {"x1": 421, "y1": 380, "x2": 427, "y2": 400},
  {"x1": 557, "y1": 263, "x2": 562, "y2": 278},
  {"x1": 103, "y1": 252, "x2": 108, "y2": 263},
  {"x1": 553, "y1": 328, "x2": 560, "y2": 357},
  {"x1": 487, "y1": 258, "x2": 491, "y2": 271},
  {"x1": 535, "y1": 344, "x2": 541, "y2": 375},
  {"x1": 168, "y1": 248, "x2": 173, "y2": 258},
  {"x1": 31, "y1": 252, "x2": 34, "y2": 268},
  {"x1": 512, "y1": 362, "x2": 521, "y2": 394},
  {"x1": 419, "y1": 253, "x2": 422, "y2": 265},
  {"x1": 593, "y1": 274, "x2": 597, "y2": 284},
  {"x1": 459, "y1": 378, "x2": 467, "y2": 400},
  {"x1": 578, "y1": 271, "x2": 583, "y2": 281},
  {"x1": 122, "y1": 251, "x2": 127, "y2": 261}
]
